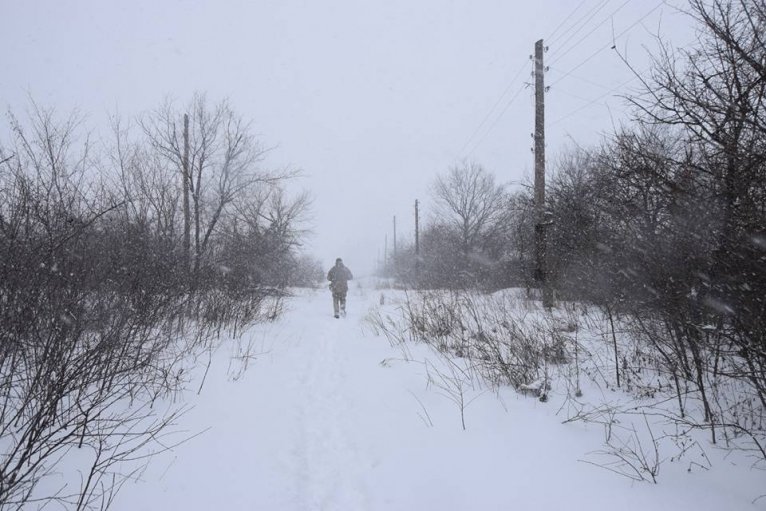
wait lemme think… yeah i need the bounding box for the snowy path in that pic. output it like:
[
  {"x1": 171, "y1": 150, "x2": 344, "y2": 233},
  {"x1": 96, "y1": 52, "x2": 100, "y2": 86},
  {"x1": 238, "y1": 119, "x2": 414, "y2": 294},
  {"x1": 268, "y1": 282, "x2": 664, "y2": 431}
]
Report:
[
  {"x1": 116, "y1": 286, "x2": 765, "y2": 511},
  {"x1": 293, "y1": 310, "x2": 370, "y2": 509}
]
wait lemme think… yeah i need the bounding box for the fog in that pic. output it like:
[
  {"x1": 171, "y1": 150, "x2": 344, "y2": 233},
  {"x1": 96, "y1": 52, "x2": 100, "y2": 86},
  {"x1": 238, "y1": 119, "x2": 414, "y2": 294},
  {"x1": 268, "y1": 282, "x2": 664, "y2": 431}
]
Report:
[{"x1": 0, "y1": 0, "x2": 694, "y2": 275}]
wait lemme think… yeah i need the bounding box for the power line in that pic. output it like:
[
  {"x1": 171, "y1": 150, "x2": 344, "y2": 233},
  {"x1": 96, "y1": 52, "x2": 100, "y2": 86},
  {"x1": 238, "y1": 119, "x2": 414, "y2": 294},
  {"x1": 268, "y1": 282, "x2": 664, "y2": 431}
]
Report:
[
  {"x1": 549, "y1": 0, "x2": 666, "y2": 88},
  {"x1": 554, "y1": 87, "x2": 600, "y2": 103},
  {"x1": 548, "y1": 0, "x2": 611, "y2": 48},
  {"x1": 459, "y1": 1, "x2": 667, "y2": 161},
  {"x1": 550, "y1": 0, "x2": 615, "y2": 56},
  {"x1": 458, "y1": 60, "x2": 529, "y2": 157},
  {"x1": 548, "y1": 68, "x2": 615, "y2": 91},
  {"x1": 549, "y1": 0, "x2": 632, "y2": 67},
  {"x1": 545, "y1": 0, "x2": 589, "y2": 42},
  {"x1": 549, "y1": 74, "x2": 638, "y2": 127},
  {"x1": 458, "y1": 0, "x2": 608, "y2": 160},
  {"x1": 459, "y1": 0, "x2": 610, "y2": 160},
  {"x1": 465, "y1": 82, "x2": 529, "y2": 157}
]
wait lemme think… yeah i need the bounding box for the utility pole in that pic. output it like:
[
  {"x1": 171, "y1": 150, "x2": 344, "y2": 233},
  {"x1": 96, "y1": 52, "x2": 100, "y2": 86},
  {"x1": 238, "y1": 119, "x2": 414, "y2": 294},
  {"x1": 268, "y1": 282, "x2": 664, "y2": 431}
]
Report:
[
  {"x1": 534, "y1": 39, "x2": 553, "y2": 308},
  {"x1": 414, "y1": 200, "x2": 420, "y2": 257},
  {"x1": 415, "y1": 199, "x2": 420, "y2": 286},
  {"x1": 393, "y1": 215, "x2": 397, "y2": 258},
  {"x1": 182, "y1": 113, "x2": 191, "y2": 282}
]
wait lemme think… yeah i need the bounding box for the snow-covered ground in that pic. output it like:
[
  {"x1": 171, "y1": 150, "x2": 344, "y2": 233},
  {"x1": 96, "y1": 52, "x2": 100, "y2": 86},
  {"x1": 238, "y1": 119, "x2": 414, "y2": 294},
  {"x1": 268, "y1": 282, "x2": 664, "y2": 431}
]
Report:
[{"x1": 115, "y1": 283, "x2": 766, "y2": 510}]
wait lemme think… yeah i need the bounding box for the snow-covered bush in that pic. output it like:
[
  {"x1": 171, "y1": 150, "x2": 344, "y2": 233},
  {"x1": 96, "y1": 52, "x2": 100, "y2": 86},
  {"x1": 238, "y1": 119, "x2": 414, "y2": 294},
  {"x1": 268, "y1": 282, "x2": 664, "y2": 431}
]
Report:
[{"x1": 368, "y1": 290, "x2": 572, "y2": 395}]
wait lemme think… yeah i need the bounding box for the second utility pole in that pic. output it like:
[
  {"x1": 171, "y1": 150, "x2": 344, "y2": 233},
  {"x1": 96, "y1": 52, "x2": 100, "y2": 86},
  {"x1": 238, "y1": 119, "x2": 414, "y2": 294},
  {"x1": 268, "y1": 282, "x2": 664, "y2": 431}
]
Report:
[
  {"x1": 415, "y1": 199, "x2": 420, "y2": 285},
  {"x1": 414, "y1": 200, "x2": 419, "y2": 257},
  {"x1": 534, "y1": 39, "x2": 553, "y2": 308}
]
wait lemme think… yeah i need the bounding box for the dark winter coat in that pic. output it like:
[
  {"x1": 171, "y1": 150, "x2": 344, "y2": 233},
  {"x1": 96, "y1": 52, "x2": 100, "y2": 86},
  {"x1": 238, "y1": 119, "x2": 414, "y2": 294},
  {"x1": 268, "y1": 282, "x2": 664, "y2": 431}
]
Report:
[{"x1": 327, "y1": 264, "x2": 353, "y2": 295}]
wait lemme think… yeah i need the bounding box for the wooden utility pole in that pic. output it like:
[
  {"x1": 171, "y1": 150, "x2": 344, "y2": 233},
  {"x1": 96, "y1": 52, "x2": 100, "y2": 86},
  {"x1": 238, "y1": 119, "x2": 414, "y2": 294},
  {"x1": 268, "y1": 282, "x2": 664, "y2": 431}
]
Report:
[
  {"x1": 534, "y1": 39, "x2": 553, "y2": 308},
  {"x1": 393, "y1": 215, "x2": 397, "y2": 258},
  {"x1": 414, "y1": 199, "x2": 421, "y2": 285},
  {"x1": 182, "y1": 113, "x2": 191, "y2": 280},
  {"x1": 414, "y1": 200, "x2": 420, "y2": 256}
]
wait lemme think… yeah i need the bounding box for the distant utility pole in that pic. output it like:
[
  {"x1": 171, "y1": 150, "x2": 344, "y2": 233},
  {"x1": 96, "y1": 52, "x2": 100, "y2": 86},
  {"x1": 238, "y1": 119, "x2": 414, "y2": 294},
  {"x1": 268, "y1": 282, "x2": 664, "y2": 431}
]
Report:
[
  {"x1": 415, "y1": 199, "x2": 421, "y2": 285},
  {"x1": 534, "y1": 39, "x2": 553, "y2": 308},
  {"x1": 393, "y1": 215, "x2": 397, "y2": 258},
  {"x1": 414, "y1": 200, "x2": 420, "y2": 256}
]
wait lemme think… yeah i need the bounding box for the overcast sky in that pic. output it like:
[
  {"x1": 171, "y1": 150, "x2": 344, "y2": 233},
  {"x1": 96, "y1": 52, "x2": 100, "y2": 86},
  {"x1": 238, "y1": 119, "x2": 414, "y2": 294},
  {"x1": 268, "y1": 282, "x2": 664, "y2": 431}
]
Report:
[{"x1": 1, "y1": 0, "x2": 695, "y2": 274}]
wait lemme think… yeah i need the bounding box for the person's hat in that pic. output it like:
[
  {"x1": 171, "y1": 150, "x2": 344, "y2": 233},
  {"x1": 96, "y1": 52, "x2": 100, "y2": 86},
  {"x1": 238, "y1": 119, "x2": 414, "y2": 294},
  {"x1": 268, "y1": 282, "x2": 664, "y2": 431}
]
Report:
[{"x1": 336, "y1": 257, "x2": 343, "y2": 263}]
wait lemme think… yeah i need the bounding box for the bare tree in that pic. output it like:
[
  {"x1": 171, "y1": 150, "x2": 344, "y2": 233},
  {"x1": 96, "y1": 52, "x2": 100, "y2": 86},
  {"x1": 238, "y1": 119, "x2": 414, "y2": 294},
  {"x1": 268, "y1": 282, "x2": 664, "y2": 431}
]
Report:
[
  {"x1": 532, "y1": 0, "x2": 766, "y2": 455},
  {"x1": 630, "y1": 0, "x2": 766, "y2": 281},
  {"x1": 629, "y1": 0, "x2": 766, "y2": 411},
  {"x1": 0, "y1": 97, "x2": 307, "y2": 510},
  {"x1": 109, "y1": 115, "x2": 181, "y2": 239},
  {"x1": 0, "y1": 104, "x2": 192, "y2": 510},
  {"x1": 139, "y1": 94, "x2": 286, "y2": 288},
  {"x1": 431, "y1": 161, "x2": 508, "y2": 258},
  {"x1": 215, "y1": 186, "x2": 312, "y2": 290}
]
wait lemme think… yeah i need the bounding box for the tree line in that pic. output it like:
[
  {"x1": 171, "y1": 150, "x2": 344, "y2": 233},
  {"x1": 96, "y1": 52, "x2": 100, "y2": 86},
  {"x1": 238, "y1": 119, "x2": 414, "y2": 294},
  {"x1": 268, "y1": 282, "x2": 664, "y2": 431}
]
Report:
[
  {"x1": 0, "y1": 94, "x2": 315, "y2": 508},
  {"x1": 384, "y1": 0, "x2": 765, "y2": 444}
]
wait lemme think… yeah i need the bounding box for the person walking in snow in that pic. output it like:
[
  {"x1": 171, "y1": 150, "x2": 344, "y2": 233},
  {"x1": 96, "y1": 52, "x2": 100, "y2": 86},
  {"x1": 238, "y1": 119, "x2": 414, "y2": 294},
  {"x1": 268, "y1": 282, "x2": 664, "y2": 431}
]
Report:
[{"x1": 327, "y1": 258, "x2": 353, "y2": 318}]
